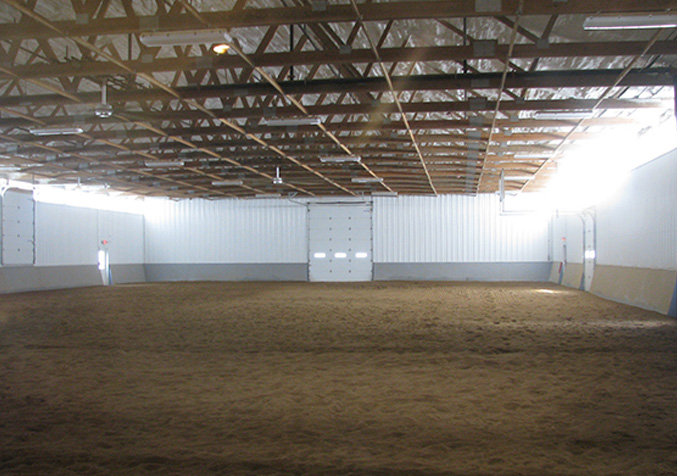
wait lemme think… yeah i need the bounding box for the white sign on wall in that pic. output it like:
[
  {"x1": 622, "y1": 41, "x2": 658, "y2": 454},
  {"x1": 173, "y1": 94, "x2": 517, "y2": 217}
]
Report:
[{"x1": 2, "y1": 189, "x2": 35, "y2": 266}]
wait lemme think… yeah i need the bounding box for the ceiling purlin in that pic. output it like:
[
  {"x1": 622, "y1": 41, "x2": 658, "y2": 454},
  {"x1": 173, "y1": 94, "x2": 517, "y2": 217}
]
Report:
[
  {"x1": 1, "y1": 1, "x2": 673, "y2": 41},
  {"x1": 434, "y1": 21, "x2": 491, "y2": 123},
  {"x1": 0, "y1": 55, "x2": 273, "y2": 198},
  {"x1": 0, "y1": 131, "x2": 233, "y2": 198},
  {"x1": 0, "y1": 0, "x2": 673, "y2": 197},
  {"x1": 475, "y1": 13, "x2": 559, "y2": 192},
  {"x1": 349, "y1": 0, "x2": 437, "y2": 195},
  {"x1": 246, "y1": 25, "x2": 293, "y2": 128},
  {"x1": 360, "y1": 41, "x2": 420, "y2": 186},
  {"x1": 280, "y1": 6, "x2": 397, "y2": 192},
  {"x1": 5, "y1": 40, "x2": 677, "y2": 82},
  {"x1": 519, "y1": 14, "x2": 559, "y2": 100},
  {"x1": 0, "y1": 0, "x2": 320, "y2": 197},
  {"x1": 227, "y1": 39, "x2": 390, "y2": 194},
  {"x1": 165, "y1": 0, "x2": 361, "y2": 196},
  {"x1": 477, "y1": 0, "x2": 524, "y2": 195}
]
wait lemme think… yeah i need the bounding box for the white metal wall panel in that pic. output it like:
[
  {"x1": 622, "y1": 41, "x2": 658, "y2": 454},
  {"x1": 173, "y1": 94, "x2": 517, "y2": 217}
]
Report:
[
  {"x1": 309, "y1": 204, "x2": 372, "y2": 282},
  {"x1": 595, "y1": 148, "x2": 677, "y2": 270},
  {"x1": 35, "y1": 203, "x2": 144, "y2": 266},
  {"x1": 36, "y1": 203, "x2": 97, "y2": 265},
  {"x1": 373, "y1": 194, "x2": 550, "y2": 263},
  {"x1": 2, "y1": 190, "x2": 35, "y2": 265},
  {"x1": 551, "y1": 214, "x2": 584, "y2": 264},
  {"x1": 144, "y1": 198, "x2": 307, "y2": 264},
  {"x1": 97, "y1": 210, "x2": 145, "y2": 265}
]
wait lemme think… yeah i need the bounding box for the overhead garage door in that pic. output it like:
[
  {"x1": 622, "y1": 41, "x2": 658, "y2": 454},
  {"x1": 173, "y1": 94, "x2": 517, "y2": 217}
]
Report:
[
  {"x1": 2, "y1": 189, "x2": 35, "y2": 266},
  {"x1": 308, "y1": 204, "x2": 372, "y2": 282}
]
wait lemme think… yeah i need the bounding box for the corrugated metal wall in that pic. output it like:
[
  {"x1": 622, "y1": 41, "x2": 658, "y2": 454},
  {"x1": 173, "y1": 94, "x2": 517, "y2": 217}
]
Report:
[
  {"x1": 373, "y1": 194, "x2": 550, "y2": 263},
  {"x1": 36, "y1": 202, "x2": 144, "y2": 266},
  {"x1": 144, "y1": 198, "x2": 307, "y2": 264},
  {"x1": 595, "y1": 148, "x2": 677, "y2": 270},
  {"x1": 551, "y1": 214, "x2": 584, "y2": 264}
]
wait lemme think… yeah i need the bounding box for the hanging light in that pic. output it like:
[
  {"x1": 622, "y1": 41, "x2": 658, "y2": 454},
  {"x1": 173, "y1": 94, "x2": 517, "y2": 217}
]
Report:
[
  {"x1": 29, "y1": 126, "x2": 84, "y2": 136},
  {"x1": 139, "y1": 29, "x2": 232, "y2": 47},
  {"x1": 212, "y1": 179, "x2": 243, "y2": 186},
  {"x1": 583, "y1": 14, "x2": 677, "y2": 30},
  {"x1": 272, "y1": 167, "x2": 284, "y2": 185},
  {"x1": 261, "y1": 117, "x2": 321, "y2": 126}
]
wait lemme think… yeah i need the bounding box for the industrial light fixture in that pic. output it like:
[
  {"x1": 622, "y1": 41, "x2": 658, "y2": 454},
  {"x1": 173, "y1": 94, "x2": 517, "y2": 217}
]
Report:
[
  {"x1": 583, "y1": 14, "x2": 677, "y2": 30},
  {"x1": 212, "y1": 43, "x2": 230, "y2": 54},
  {"x1": 261, "y1": 117, "x2": 321, "y2": 126},
  {"x1": 534, "y1": 111, "x2": 593, "y2": 120},
  {"x1": 272, "y1": 166, "x2": 283, "y2": 185},
  {"x1": 320, "y1": 155, "x2": 362, "y2": 163},
  {"x1": 255, "y1": 193, "x2": 282, "y2": 198},
  {"x1": 139, "y1": 29, "x2": 233, "y2": 47},
  {"x1": 352, "y1": 177, "x2": 383, "y2": 183},
  {"x1": 513, "y1": 154, "x2": 550, "y2": 159},
  {"x1": 144, "y1": 160, "x2": 185, "y2": 167},
  {"x1": 372, "y1": 191, "x2": 398, "y2": 197},
  {"x1": 212, "y1": 179, "x2": 243, "y2": 186},
  {"x1": 95, "y1": 82, "x2": 113, "y2": 118},
  {"x1": 504, "y1": 175, "x2": 534, "y2": 181},
  {"x1": 29, "y1": 126, "x2": 84, "y2": 136}
]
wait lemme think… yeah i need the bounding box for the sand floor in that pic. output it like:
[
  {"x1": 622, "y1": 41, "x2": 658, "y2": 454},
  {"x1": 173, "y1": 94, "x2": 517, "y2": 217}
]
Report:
[{"x1": 0, "y1": 281, "x2": 676, "y2": 475}]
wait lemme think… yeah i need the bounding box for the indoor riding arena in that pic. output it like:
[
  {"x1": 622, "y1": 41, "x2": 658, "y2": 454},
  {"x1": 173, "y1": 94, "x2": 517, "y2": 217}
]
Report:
[{"x1": 0, "y1": 1, "x2": 676, "y2": 475}]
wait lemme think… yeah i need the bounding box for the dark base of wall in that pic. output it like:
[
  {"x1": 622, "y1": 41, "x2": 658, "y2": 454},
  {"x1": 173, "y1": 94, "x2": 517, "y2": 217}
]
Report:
[
  {"x1": 374, "y1": 262, "x2": 552, "y2": 282},
  {"x1": 143, "y1": 263, "x2": 308, "y2": 282},
  {"x1": 110, "y1": 264, "x2": 146, "y2": 284},
  {"x1": 0, "y1": 265, "x2": 100, "y2": 293},
  {"x1": 0, "y1": 264, "x2": 146, "y2": 294}
]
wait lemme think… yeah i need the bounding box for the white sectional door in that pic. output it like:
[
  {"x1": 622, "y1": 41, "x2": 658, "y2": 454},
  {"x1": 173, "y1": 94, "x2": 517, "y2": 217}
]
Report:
[
  {"x1": 308, "y1": 204, "x2": 372, "y2": 282},
  {"x1": 2, "y1": 189, "x2": 35, "y2": 266}
]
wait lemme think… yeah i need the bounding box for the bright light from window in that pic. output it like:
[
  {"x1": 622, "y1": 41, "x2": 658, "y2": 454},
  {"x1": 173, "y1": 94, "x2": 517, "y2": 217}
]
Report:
[
  {"x1": 31, "y1": 184, "x2": 144, "y2": 214},
  {"x1": 355, "y1": 252, "x2": 368, "y2": 259},
  {"x1": 97, "y1": 250, "x2": 107, "y2": 271},
  {"x1": 313, "y1": 252, "x2": 326, "y2": 259},
  {"x1": 584, "y1": 249, "x2": 596, "y2": 260},
  {"x1": 334, "y1": 252, "x2": 347, "y2": 259},
  {"x1": 542, "y1": 108, "x2": 676, "y2": 213}
]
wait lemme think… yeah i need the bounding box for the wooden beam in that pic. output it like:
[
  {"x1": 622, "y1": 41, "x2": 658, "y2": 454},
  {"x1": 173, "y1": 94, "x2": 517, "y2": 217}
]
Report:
[
  {"x1": 5, "y1": 41, "x2": 675, "y2": 81},
  {"x1": 0, "y1": 1, "x2": 673, "y2": 40},
  {"x1": 0, "y1": 69, "x2": 671, "y2": 108}
]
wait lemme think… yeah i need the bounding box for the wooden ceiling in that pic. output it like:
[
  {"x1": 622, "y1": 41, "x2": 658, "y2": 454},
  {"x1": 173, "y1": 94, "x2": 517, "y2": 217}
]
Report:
[{"x1": 0, "y1": 0, "x2": 675, "y2": 199}]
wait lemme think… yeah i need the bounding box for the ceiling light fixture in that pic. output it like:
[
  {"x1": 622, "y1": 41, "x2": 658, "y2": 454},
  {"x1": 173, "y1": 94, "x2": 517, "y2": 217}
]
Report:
[
  {"x1": 372, "y1": 191, "x2": 398, "y2": 197},
  {"x1": 139, "y1": 29, "x2": 232, "y2": 47},
  {"x1": 212, "y1": 43, "x2": 230, "y2": 54},
  {"x1": 513, "y1": 154, "x2": 550, "y2": 159},
  {"x1": 272, "y1": 167, "x2": 284, "y2": 185},
  {"x1": 319, "y1": 155, "x2": 362, "y2": 163},
  {"x1": 255, "y1": 193, "x2": 282, "y2": 199},
  {"x1": 352, "y1": 177, "x2": 384, "y2": 183},
  {"x1": 261, "y1": 117, "x2": 321, "y2": 126},
  {"x1": 534, "y1": 111, "x2": 594, "y2": 120},
  {"x1": 583, "y1": 14, "x2": 677, "y2": 30},
  {"x1": 95, "y1": 82, "x2": 113, "y2": 118},
  {"x1": 144, "y1": 160, "x2": 185, "y2": 167},
  {"x1": 29, "y1": 126, "x2": 84, "y2": 136},
  {"x1": 504, "y1": 175, "x2": 535, "y2": 181},
  {"x1": 212, "y1": 179, "x2": 243, "y2": 186}
]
